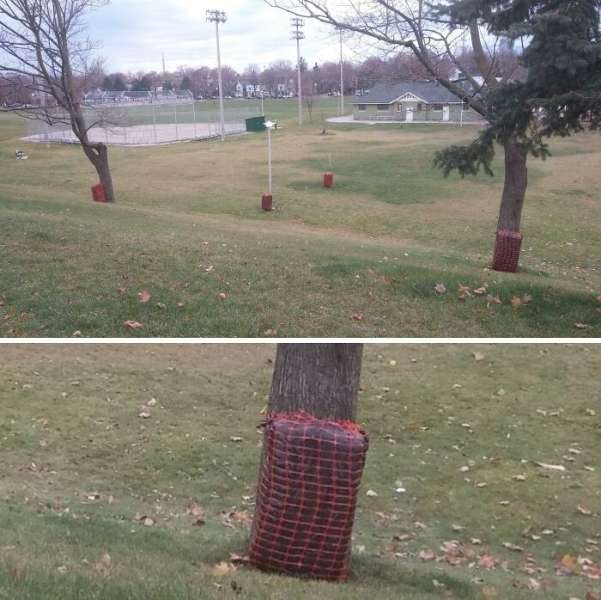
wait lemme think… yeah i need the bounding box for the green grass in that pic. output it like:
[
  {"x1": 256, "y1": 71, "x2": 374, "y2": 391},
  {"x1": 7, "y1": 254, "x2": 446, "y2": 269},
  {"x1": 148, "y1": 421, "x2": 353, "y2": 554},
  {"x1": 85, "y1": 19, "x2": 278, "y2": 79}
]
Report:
[
  {"x1": 1, "y1": 97, "x2": 600, "y2": 337},
  {"x1": 1, "y1": 344, "x2": 600, "y2": 599}
]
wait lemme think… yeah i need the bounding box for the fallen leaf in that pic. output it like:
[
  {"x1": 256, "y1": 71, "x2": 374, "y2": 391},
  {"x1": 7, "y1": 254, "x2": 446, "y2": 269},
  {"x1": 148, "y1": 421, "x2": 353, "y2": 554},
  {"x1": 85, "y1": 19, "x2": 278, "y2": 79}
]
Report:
[
  {"x1": 577, "y1": 505, "x2": 592, "y2": 516},
  {"x1": 458, "y1": 285, "x2": 472, "y2": 300},
  {"x1": 137, "y1": 290, "x2": 151, "y2": 304},
  {"x1": 575, "y1": 322, "x2": 589, "y2": 330},
  {"x1": 229, "y1": 553, "x2": 250, "y2": 565},
  {"x1": 526, "y1": 578, "x2": 541, "y2": 591},
  {"x1": 473, "y1": 352, "x2": 486, "y2": 361},
  {"x1": 419, "y1": 549, "x2": 436, "y2": 561},
  {"x1": 218, "y1": 293, "x2": 228, "y2": 301},
  {"x1": 479, "y1": 555, "x2": 497, "y2": 570},
  {"x1": 352, "y1": 312, "x2": 364, "y2": 322},
  {"x1": 522, "y1": 294, "x2": 534, "y2": 304},
  {"x1": 209, "y1": 562, "x2": 237, "y2": 577},
  {"x1": 186, "y1": 502, "x2": 205, "y2": 519},
  {"x1": 474, "y1": 287, "x2": 488, "y2": 296},
  {"x1": 138, "y1": 410, "x2": 151, "y2": 419},
  {"x1": 487, "y1": 294, "x2": 502, "y2": 306},
  {"x1": 117, "y1": 287, "x2": 127, "y2": 296},
  {"x1": 511, "y1": 296, "x2": 523, "y2": 309},
  {"x1": 535, "y1": 462, "x2": 566, "y2": 472},
  {"x1": 123, "y1": 320, "x2": 143, "y2": 330},
  {"x1": 434, "y1": 283, "x2": 447, "y2": 295},
  {"x1": 139, "y1": 516, "x2": 155, "y2": 527},
  {"x1": 503, "y1": 542, "x2": 524, "y2": 552},
  {"x1": 366, "y1": 489, "x2": 378, "y2": 497}
]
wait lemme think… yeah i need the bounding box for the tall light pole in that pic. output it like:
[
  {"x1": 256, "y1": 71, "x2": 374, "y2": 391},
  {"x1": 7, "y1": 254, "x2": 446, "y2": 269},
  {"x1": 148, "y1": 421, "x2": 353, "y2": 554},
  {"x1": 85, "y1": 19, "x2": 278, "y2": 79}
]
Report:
[
  {"x1": 337, "y1": 27, "x2": 345, "y2": 116},
  {"x1": 207, "y1": 9, "x2": 227, "y2": 142},
  {"x1": 291, "y1": 17, "x2": 305, "y2": 126}
]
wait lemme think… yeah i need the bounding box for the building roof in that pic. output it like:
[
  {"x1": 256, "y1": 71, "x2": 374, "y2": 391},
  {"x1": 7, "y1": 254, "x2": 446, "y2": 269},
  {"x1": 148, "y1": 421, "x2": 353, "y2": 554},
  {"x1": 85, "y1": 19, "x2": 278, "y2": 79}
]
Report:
[{"x1": 353, "y1": 81, "x2": 463, "y2": 105}]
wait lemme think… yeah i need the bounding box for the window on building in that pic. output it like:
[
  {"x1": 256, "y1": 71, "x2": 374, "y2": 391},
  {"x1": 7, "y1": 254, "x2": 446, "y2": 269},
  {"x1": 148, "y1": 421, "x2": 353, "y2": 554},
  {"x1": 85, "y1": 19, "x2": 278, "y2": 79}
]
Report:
[
  {"x1": 432, "y1": 103, "x2": 444, "y2": 111},
  {"x1": 462, "y1": 102, "x2": 470, "y2": 111},
  {"x1": 416, "y1": 103, "x2": 423, "y2": 112},
  {"x1": 357, "y1": 104, "x2": 367, "y2": 111},
  {"x1": 376, "y1": 104, "x2": 389, "y2": 111}
]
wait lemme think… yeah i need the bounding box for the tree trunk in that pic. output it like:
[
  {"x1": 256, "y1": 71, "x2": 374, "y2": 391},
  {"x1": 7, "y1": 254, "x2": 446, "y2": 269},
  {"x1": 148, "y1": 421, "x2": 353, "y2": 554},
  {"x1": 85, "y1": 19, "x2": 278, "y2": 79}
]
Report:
[
  {"x1": 88, "y1": 143, "x2": 115, "y2": 203},
  {"x1": 268, "y1": 343, "x2": 363, "y2": 421},
  {"x1": 497, "y1": 139, "x2": 528, "y2": 232}
]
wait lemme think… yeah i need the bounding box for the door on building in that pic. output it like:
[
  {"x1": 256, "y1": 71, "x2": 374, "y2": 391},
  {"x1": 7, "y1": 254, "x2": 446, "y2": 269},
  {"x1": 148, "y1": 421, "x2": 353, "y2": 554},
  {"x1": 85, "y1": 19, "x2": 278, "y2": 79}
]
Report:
[
  {"x1": 443, "y1": 106, "x2": 450, "y2": 122},
  {"x1": 406, "y1": 108, "x2": 414, "y2": 123}
]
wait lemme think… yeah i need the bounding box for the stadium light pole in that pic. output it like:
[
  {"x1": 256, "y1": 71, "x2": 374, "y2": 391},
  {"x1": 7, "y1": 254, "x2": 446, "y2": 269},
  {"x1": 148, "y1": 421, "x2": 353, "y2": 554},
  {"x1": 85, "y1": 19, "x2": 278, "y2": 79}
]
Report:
[
  {"x1": 291, "y1": 17, "x2": 305, "y2": 126},
  {"x1": 207, "y1": 9, "x2": 227, "y2": 142},
  {"x1": 337, "y1": 26, "x2": 344, "y2": 116}
]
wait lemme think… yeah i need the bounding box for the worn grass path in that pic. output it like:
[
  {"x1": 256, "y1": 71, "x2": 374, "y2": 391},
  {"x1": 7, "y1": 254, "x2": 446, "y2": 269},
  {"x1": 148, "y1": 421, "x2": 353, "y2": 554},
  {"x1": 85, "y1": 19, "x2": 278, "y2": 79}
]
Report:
[
  {"x1": 1, "y1": 98, "x2": 600, "y2": 337},
  {"x1": 1, "y1": 345, "x2": 600, "y2": 599}
]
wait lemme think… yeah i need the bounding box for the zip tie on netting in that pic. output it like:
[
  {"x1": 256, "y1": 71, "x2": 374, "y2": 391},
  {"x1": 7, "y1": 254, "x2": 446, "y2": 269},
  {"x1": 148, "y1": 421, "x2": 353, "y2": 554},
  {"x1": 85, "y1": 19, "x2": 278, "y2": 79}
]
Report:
[{"x1": 249, "y1": 411, "x2": 369, "y2": 581}]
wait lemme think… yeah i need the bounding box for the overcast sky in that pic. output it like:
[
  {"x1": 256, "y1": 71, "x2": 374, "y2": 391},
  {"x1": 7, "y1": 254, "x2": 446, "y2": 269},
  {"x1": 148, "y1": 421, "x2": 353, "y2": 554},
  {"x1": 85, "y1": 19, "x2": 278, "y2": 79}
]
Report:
[{"x1": 87, "y1": 0, "x2": 352, "y2": 74}]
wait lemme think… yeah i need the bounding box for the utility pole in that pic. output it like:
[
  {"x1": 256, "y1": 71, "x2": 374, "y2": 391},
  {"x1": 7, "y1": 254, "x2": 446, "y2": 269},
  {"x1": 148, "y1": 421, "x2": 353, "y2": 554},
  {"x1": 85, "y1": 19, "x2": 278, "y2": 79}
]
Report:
[
  {"x1": 207, "y1": 9, "x2": 227, "y2": 141},
  {"x1": 291, "y1": 17, "x2": 305, "y2": 126},
  {"x1": 162, "y1": 53, "x2": 166, "y2": 79},
  {"x1": 337, "y1": 27, "x2": 344, "y2": 116}
]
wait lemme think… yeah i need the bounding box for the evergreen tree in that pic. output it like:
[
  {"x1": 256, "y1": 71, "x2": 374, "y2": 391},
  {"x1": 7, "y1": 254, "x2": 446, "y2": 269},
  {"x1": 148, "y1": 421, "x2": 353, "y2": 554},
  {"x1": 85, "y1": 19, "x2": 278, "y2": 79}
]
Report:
[{"x1": 434, "y1": 0, "x2": 601, "y2": 243}]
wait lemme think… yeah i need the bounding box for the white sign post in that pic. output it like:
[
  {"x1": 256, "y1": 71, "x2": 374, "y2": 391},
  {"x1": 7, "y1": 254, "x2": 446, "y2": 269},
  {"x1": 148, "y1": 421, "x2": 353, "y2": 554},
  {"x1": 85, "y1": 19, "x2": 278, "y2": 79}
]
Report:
[{"x1": 266, "y1": 120, "x2": 275, "y2": 195}]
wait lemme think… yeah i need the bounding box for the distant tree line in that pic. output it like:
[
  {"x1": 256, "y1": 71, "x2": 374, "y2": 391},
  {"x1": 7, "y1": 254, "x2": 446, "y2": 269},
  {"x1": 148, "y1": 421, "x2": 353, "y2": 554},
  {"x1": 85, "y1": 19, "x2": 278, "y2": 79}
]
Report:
[{"x1": 1, "y1": 47, "x2": 520, "y2": 106}]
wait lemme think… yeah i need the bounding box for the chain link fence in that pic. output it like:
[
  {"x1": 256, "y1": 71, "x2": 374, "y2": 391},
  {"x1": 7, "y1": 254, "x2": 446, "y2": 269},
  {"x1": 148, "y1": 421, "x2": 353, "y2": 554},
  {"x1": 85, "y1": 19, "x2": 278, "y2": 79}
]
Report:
[{"x1": 24, "y1": 97, "x2": 262, "y2": 146}]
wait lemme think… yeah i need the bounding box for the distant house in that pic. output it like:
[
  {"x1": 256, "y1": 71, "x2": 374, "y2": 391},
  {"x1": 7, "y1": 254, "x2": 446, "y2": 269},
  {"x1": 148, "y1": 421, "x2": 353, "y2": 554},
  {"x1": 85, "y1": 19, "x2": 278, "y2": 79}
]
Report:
[
  {"x1": 352, "y1": 81, "x2": 482, "y2": 123},
  {"x1": 235, "y1": 82, "x2": 244, "y2": 98}
]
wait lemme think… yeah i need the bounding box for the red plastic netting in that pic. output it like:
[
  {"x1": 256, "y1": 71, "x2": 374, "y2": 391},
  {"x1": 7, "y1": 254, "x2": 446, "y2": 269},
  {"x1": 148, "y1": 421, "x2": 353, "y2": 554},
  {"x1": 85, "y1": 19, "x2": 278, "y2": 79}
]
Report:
[
  {"x1": 492, "y1": 229, "x2": 523, "y2": 273},
  {"x1": 249, "y1": 411, "x2": 369, "y2": 581}
]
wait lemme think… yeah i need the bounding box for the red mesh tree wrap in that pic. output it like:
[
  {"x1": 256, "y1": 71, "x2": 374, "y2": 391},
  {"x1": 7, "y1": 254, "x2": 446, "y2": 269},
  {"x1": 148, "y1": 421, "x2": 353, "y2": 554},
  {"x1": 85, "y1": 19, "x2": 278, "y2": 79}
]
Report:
[
  {"x1": 249, "y1": 411, "x2": 369, "y2": 581},
  {"x1": 492, "y1": 229, "x2": 523, "y2": 273}
]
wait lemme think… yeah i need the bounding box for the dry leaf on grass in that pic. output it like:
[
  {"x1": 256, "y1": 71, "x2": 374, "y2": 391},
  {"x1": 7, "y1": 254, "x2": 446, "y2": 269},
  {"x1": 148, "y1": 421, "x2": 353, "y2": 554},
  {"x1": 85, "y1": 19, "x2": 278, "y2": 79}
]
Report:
[
  {"x1": 419, "y1": 549, "x2": 436, "y2": 561},
  {"x1": 479, "y1": 555, "x2": 497, "y2": 570},
  {"x1": 458, "y1": 285, "x2": 472, "y2": 300},
  {"x1": 535, "y1": 462, "x2": 566, "y2": 472},
  {"x1": 352, "y1": 312, "x2": 364, "y2": 322},
  {"x1": 137, "y1": 290, "x2": 151, "y2": 304},
  {"x1": 434, "y1": 283, "x2": 447, "y2": 295},
  {"x1": 209, "y1": 562, "x2": 237, "y2": 577},
  {"x1": 123, "y1": 320, "x2": 143, "y2": 330},
  {"x1": 503, "y1": 542, "x2": 524, "y2": 552}
]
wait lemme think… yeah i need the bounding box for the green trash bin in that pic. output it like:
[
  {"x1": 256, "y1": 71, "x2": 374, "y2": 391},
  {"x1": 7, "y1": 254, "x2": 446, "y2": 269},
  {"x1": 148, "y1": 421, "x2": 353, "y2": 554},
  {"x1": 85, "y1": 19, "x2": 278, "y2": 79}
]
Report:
[{"x1": 246, "y1": 116, "x2": 266, "y2": 132}]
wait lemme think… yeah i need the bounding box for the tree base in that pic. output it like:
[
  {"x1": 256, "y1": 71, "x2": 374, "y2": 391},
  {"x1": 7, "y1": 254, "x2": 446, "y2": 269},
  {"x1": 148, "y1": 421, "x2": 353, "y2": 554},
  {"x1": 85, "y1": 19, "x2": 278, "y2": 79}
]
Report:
[
  {"x1": 492, "y1": 230, "x2": 523, "y2": 273},
  {"x1": 250, "y1": 412, "x2": 368, "y2": 581},
  {"x1": 91, "y1": 184, "x2": 109, "y2": 203},
  {"x1": 323, "y1": 172, "x2": 334, "y2": 188},
  {"x1": 261, "y1": 193, "x2": 273, "y2": 211}
]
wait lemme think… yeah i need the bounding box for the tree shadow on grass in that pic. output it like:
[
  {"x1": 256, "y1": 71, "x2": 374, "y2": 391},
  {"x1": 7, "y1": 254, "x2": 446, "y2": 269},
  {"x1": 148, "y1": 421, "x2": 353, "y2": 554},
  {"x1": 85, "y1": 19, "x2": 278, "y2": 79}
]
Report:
[
  {"x1": 315, "y1": 257, "x2": 601, "y2": 336},
  {"x1": 350, "y1": 555, "x2": 478, "y2": 598}
]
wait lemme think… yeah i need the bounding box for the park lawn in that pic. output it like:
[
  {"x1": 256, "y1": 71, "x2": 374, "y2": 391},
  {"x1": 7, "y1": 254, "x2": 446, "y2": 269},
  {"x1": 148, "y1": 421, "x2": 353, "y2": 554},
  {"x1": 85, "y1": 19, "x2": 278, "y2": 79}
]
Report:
[
  {"x1": 1, "y1": 97, "x2": 600, "y2": 337},
  {"x1": 0, "y1": 344, "x2": 600, "y2": 600}
]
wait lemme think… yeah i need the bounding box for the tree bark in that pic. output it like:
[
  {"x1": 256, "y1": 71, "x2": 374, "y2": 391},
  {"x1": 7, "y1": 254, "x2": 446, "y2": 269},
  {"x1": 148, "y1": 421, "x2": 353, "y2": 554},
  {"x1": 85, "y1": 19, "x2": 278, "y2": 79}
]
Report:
[
  {"x1": 268, "y1": 343, "x2": 363, "y2": 421},
  {"x1": 497, "y1": 139, "x2": 528, "y2": 232},
  {"x1": 89, "y1": 143, "x2": 115, "y2": 203}
]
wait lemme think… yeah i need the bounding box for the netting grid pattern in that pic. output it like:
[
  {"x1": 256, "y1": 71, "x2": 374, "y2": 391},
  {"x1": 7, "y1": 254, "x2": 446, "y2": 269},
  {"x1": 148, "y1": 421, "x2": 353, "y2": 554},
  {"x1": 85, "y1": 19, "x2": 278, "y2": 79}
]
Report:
[
  {"x1": 493, "y1": 229, "x2": 523, "y2": 273},
  {"x1": 249, "y1": 412, "x2": 369, "y2": 581}
]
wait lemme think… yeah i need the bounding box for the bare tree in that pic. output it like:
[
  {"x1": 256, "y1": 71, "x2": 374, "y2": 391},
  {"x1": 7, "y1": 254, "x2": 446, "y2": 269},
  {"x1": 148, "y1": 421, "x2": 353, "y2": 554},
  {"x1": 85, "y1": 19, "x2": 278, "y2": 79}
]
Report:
[{"x1": 0, "y1": 0, "x2": 116, "y2": 202}]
